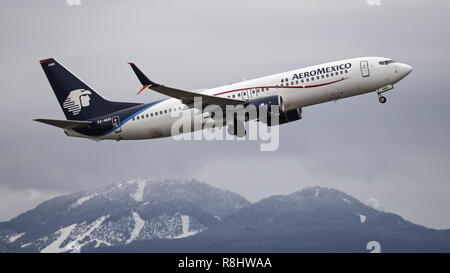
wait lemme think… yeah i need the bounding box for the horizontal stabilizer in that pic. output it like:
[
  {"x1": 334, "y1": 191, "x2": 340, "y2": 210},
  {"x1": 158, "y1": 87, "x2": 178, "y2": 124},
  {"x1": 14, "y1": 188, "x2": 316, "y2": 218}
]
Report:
[{"x1": 34, "y1": 118, "x2": 92, "y2": 129}]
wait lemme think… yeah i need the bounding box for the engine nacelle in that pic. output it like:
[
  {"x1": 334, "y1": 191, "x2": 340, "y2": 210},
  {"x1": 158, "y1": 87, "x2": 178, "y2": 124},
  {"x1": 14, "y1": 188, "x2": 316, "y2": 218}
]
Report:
[
  {"x1": 245, "y1": 95, "x2": 302, "y2": 126},
  {"x1": 280, "y1": 108, "x2": 302, "y2": 125},
  {"x1": 268, "y1": 108, "x2": 302, "y2": 126},
  {"x1": 246, "y1": 95, "x2": 284, "y2": 112},
  {"x1": 246, "y1": 94, "x2": 303, "y2": 112}
]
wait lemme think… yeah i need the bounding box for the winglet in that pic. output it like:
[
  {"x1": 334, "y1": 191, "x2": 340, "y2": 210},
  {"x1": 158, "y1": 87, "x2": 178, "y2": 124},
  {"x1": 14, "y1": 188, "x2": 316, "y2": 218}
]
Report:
[
  {"x1": 137, "y1": 84, "x2": 151, "y2": 95},
  {"x1": 128, "y1": 63, "x2": 159, "y2": 94}
]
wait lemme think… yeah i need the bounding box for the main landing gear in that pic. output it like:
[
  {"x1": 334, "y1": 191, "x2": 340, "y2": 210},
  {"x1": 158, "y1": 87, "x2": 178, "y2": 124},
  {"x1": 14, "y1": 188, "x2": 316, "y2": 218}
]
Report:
[
  {"x1": 227, "y1": 114, "x2": 246, "y2": 137},
  {"x1": 378, "y1": 96, "x2": 387, "y2": 104},
  {"x1": 227, "y1": 122, "x2": 246, "y2": 137}
]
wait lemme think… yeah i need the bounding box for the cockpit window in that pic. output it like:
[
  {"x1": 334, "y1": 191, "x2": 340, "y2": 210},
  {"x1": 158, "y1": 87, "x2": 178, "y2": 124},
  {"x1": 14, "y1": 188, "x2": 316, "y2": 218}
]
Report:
[{"x1": 379, "y1": 59, "x2": 396, "y2": 65}]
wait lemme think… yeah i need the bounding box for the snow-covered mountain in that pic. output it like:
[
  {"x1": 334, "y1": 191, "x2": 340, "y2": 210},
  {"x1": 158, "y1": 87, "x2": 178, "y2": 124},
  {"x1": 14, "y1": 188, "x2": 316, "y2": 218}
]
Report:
[
  {"x1": 1, "y1": 180, "x2": 449, "y2": 253},
  {"x1": 0, "y1": 178, "x2": 249, "y2": 253},
  {"x1": 95, "y1": 186, "x2": 450, "y2": 253}
]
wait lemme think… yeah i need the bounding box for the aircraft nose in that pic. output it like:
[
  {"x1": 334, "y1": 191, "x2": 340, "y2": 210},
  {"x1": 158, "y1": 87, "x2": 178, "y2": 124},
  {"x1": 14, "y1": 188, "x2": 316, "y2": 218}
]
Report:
[{"x1": 398, "y1": 63, "x2": 412, "y2": 79}]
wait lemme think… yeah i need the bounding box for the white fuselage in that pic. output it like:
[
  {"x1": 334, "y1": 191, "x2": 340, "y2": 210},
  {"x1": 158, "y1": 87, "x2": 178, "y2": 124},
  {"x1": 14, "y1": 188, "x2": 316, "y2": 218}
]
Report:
[{"x1": 66, "y1": 57, "x2": 412, "y2": 140}]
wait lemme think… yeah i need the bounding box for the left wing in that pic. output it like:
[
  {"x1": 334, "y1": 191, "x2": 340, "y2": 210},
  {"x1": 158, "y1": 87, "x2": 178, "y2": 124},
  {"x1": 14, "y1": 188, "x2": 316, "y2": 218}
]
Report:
[{"x1": 128, "y1": 63, "x2": 243, "y2": 108}]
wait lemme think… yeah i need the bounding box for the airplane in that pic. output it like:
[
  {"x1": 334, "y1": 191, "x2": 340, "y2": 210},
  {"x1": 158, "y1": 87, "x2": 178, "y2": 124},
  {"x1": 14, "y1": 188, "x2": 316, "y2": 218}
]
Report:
[{"x1": 35, "y1": 57, "x2": 412, "y2": 140}]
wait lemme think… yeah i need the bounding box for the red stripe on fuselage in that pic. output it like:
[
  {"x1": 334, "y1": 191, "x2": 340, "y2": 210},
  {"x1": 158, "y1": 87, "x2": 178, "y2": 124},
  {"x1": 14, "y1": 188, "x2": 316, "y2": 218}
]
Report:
[{"x1": 212, "y1": 78, "x2": 347, "y2": 97}]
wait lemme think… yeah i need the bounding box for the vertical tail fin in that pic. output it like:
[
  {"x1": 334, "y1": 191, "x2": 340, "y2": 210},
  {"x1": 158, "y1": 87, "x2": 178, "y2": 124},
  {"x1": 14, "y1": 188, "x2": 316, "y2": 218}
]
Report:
[{"x1": 40, "y1": 58, "x2": 139, "y2": 120}]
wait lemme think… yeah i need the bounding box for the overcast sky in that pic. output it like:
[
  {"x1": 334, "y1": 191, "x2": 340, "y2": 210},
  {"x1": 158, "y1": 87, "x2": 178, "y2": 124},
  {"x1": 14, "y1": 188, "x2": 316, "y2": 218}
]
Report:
[{"x1": 1, "y1": 0, "x2": 450, "y2": 229}]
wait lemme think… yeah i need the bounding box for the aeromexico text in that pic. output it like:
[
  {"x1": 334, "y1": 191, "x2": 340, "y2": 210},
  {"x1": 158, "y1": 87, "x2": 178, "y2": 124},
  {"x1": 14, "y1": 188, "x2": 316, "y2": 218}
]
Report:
[{"x1": 292, "y1": 63, "x2": 352, "y2": 80}]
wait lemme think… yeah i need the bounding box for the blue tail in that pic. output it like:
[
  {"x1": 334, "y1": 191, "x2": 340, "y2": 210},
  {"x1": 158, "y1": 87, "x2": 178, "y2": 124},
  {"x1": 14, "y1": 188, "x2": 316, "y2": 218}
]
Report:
[{"x1": 40, "y1": 58, "x2": 139, "y2": 120}]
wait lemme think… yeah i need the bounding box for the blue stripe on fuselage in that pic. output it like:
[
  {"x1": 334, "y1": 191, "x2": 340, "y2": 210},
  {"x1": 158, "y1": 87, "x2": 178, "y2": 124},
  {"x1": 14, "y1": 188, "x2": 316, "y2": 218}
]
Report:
[{"x1": 73, "y1": 99, "x2": 166, "y2": 138}]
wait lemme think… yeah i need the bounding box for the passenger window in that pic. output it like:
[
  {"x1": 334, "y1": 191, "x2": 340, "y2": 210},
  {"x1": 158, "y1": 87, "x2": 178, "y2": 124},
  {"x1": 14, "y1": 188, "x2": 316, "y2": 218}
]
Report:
[
  {"x1": 286, "y1": 83, "x2": 289, "y2": 86},
  {"x1": 155, "y1": 112, "x2": 158, "y2": 116},
  {"x1": 301, "y1": 79, "x2": 304, "y2": 83},
  {"x1": 159, "y1": 111, "x2": 162, "y2": 115},
  {"x1": 141, "y1": 115, "x2": 144, "y2": 119},
  {"x1": 306, "y1": 78, "x2": 309, "y2": 82},
  {"x1": 132, "y1": 117, "x2": 135, "y2": 121},
  {"x1": 232, "y1": 94, "x2": 235, "y2": 98},
  {"x1": 311, "y1": 77, "x2": 314, "y2": 81},
  {"x1": 238, "y1": 93, "x2": 241, "y2": 97},
  {"x1": 331, "y1": 73, "x2": 334, "y2": 76},
  {"x1": 169, "y1": 109, "x2": 171, "y2": 112},
  {"x1": 316, "y1": 76, "x2": 319, "y2": 80},
  {"x1": 340, "y1": 71, "x2": 343, "y2": 75},
  {"x1": 164, "y1": 110, "x2": 167, "y2": 114},
  {"x1": 321, "y1": 75, "x2": 324, "y2": 78},
  {"x1": 146, "y1": 114, "x2": 149, "y2": 118},
  {"x1": 326, "y1": 74, "x2": 329, "y2": 77},
  {"x1": 136, "y1": 116, "x2": 140, "y2": 120},
  {"x1": 296, "y1": 80, "x2": 298, "y2": 84},
  {"x1": 150, "y1": 113, "x2": 153, "y2": 117},
  {"x1": 345, "y1": 70, "x2": 348, "y2": 73},
  {"x1": 285, "y1": 78, "x2": 288, "y2": 82}
]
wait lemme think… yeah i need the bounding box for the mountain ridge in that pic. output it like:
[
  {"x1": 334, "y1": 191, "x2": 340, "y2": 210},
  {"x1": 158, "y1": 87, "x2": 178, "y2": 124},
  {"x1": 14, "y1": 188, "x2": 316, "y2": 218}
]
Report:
[{"x1": 1, "y1": 179, "x2": 448, "y2": 253}]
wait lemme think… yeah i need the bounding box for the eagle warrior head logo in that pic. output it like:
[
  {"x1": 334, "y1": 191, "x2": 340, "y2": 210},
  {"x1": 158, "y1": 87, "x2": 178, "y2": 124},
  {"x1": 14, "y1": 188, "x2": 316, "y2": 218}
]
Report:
[{"x1": 63, "y1": 89, "x2": 92, "y2": 115}]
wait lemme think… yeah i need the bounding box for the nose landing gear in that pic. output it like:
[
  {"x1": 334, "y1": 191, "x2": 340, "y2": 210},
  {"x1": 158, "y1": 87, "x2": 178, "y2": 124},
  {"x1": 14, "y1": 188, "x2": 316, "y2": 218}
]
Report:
[{"x1": 376, "y1": 84, "x2": 393, "y2": 104}]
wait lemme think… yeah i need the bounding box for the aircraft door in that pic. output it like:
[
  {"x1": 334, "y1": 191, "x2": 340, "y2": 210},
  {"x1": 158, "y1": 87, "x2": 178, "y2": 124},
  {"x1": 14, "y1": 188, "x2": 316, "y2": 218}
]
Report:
[
  {"x1": 360, "y1": 60, "x2": 370, "y2": 77},
  {"x1": 112, "y1": 115, "x2": 121, "y2": 133}
]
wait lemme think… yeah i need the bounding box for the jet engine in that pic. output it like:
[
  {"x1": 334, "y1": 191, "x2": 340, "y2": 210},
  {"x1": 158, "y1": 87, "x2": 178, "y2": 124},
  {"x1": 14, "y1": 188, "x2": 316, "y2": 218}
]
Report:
[{"x1": 245, "y1": 95, "x2": 302, "y2": 126}]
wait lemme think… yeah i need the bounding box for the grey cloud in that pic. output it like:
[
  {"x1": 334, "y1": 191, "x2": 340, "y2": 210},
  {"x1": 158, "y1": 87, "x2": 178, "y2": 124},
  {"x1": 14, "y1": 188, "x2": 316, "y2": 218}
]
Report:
[{"x1": 0, "y1": 0, "x2": 450, "y2": 229}]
